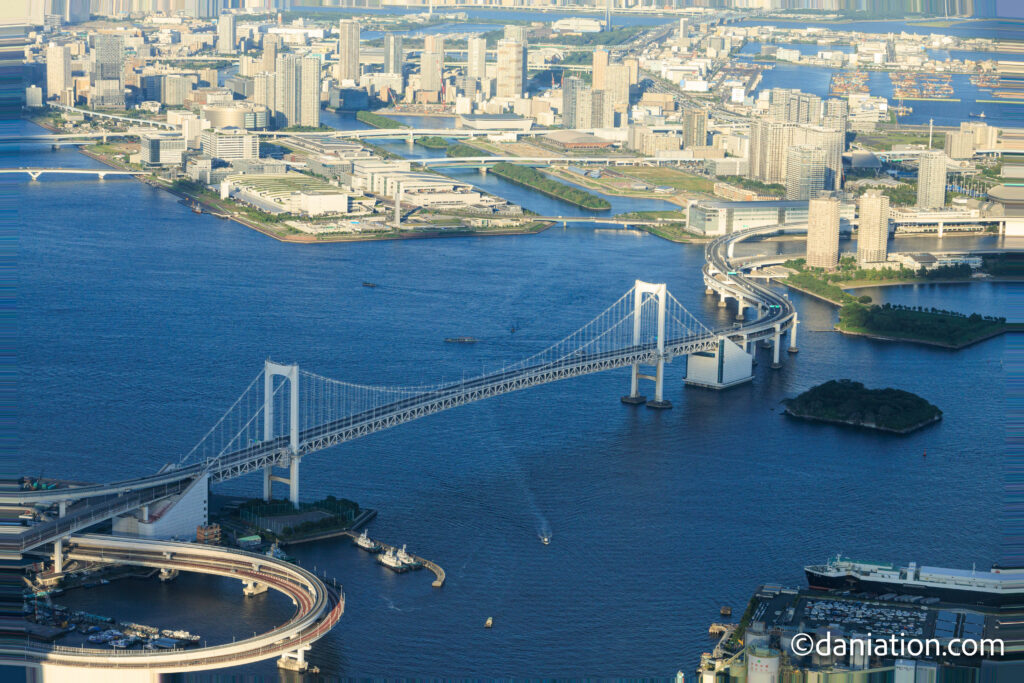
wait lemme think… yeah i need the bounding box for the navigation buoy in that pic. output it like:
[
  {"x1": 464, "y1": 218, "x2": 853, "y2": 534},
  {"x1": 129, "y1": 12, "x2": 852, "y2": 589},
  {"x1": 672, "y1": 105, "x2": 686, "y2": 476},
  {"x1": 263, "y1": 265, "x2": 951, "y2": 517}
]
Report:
[{"x1": 923, "y1": 450, "x2": 927, "y2": 457}]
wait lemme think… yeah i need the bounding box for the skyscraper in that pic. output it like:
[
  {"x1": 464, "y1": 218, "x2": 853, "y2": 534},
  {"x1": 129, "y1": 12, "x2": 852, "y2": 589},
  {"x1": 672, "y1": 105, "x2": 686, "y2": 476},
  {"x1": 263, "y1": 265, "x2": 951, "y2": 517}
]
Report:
[
  {"x1": 767, "y1": 88, "x2": 822, "y2": 125},
  {"x1": 796, "y1": 125, "x2": 844, "y2": 191},
  {"x1": 466, "y1": 36, "x2": 485, "y2": 83},
  {"x1": 562, "y1": 76, "x2": 587, "y2": 129},
  {"x1": 495, "y1": 39, "x2": 525, "y2": 99},
  {"x1": 590, "y1": 89, "x2": 614, "y2": 128},
  {"x1": 916, "y1": 150, "x2": 947, "y2": 209},
  {"x1": 807, "y1": 195, "x2": 840, "y2": 270},
  {"x1": 91, "y1": 34, "x2": 124, "y2": 108},
  {"x1": 218, "y1": 14, "x2": 236, "y2": 55},
  {"x1": 785, "y1": 146, "x2": 826, "y2": 201},
  {"x1": 46, "y1": 43, "x2": 71, "y2": 99},
  {"x1": 336, "y1": 19, "x2": 360, "y2": 83},
  {"x1": 592, "y1": 48, "x2": 608, "y2": 90},
  {"x1": 857, "y1": 190, "x2": 890, "y2": 266},
  {"x1": 748, "y1": 118, "x2": 796, "y2": 184},
  {"x1": 384, "y1": 33, "x2": 403, "y2": 76},
  {"x1": 274, "y1": 54, "x2": 321, "y2": 129},
  {"x1": 261, "y1": 33, "x2": 280, "y2": 74},
  {"x1": 420, "y1": 35, "x2": 443, "y2": 93},
  {"x1": 603, "y1": 64, "x2": 630, "y2": 112},
  {"x1": 681, "y1": 108, "x2": 707, "y2": 148},
  {"x1": 823, "y1": 98, "x2": 848, "y2": 136}
]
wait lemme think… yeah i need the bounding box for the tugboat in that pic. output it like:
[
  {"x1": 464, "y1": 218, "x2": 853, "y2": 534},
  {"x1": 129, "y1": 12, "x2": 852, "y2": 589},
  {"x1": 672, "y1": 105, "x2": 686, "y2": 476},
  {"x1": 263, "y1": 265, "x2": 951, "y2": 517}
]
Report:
[
  {"x1": 378, "y1": 546, "x2": 409, "y2": 572},
  {"x1": 353, "y1": 529, "x2": 381, "y2": 553},
  {"x1": 970, "y1": 111, "x2": 987, "y2": 119},
  {"x1": 396, "y1": 544, "x2": 421, "y2": 568}
]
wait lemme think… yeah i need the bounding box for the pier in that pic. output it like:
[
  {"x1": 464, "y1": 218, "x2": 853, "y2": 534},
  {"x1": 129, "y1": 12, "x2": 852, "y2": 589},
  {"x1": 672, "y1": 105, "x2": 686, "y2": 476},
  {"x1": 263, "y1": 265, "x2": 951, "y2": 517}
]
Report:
[{"x1": 343, "y1": 531, "x2": 445, "y2": 587}]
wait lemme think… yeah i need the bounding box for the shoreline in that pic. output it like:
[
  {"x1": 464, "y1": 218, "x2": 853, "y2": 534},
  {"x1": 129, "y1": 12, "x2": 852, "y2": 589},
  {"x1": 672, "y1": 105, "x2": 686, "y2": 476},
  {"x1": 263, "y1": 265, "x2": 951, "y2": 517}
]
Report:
[
  {"x1": 490, "y1": 165, "x2": 610, "y2": 212},
  {"x1": 783, "y1": 407, "x2": 942, "y2": 434},
  {"x1": 834, "y1": 324, "x2": 1011, "y2": 350}
]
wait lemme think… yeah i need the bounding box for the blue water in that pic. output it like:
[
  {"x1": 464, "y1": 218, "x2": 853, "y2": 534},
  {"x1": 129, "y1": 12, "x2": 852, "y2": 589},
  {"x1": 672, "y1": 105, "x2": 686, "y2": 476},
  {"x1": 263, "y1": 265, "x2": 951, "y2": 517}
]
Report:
[
  {"x1": 8, "y1": 117, "x2": 1013, "y2": 677},
  {"x1": 735, "y1": 18, "x2": 1024, "y2": 41}
]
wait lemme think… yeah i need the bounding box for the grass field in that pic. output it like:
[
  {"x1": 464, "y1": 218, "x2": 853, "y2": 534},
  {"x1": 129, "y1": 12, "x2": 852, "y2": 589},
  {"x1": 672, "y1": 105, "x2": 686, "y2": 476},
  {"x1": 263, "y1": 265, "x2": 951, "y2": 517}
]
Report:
[{"x1": 616, "y1": 167, "x2": 715, "y2": 194}]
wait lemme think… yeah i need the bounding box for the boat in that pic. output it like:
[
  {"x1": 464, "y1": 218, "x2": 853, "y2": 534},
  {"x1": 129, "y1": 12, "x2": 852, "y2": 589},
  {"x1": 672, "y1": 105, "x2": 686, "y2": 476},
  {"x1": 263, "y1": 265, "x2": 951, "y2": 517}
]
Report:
[
  {"x1": 485, "y1": 617, "x2": 493, "y2": 629},
  {"x1": 720, "y1": 606, "x2": 732, "y2": 617},
  {"x1": 353, "y1": 529, "x2": 381, "y2": 553},
  {"x1": 378, "y1": 546, "x2": 411, "y2": 572},
  {"x1": 444, "y1": 337, "x2": 478, "y2": 344},
  {"x1": 970, "y1": 111, "x2": 987, "y2": 118},
  {"x1": 539, "y1": 533, "x2": 551, "y2": 545},
  {"x1": 395, "y1": 544, "x2": 421, "y2": 568},
  {"x1": 265, "y1": 542, "x2": 292, "y2": 562},
  {"x1": 362, "y1": 282, "x2": 378, "y2": 288},
  {"x1": 191, "y1": 201, "x2": 202, "y2": 214},
  {"x1": 805, "y1": 555, "x2": 1024, "y2": 607}
]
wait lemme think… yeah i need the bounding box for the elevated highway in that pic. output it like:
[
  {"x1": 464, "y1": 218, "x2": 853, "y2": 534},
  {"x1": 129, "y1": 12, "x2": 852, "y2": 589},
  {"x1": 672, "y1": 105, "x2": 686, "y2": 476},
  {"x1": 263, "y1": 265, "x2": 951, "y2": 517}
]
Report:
[{"x1": 6, "y1": 534, "x2": 342, "y2": 677}]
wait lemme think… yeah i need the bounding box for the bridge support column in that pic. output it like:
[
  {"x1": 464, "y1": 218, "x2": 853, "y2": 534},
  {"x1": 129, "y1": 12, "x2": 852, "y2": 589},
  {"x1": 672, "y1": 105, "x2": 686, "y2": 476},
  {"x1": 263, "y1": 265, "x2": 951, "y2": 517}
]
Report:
[
  {"x1": 58, "y1": 500, "x2": 66, "y2": 518},
  {"x1": 788, "y1": 316, "x2": 799, "y2": 353},
  {"x1": 718, "y1": 291, "x2": 727, "y2": 308},
  {"x1": 937, "y1": 221, "x2": 944, "y2": 238},
  {"x1": 289, "y1": 455, "x2": 300, "y2": 508},
  {"x1": 479, "y1": 166, "x2": 487, "y2": 176},
  {"x1": 264, "y1": 360, "x2": 301, "y2": 507},
  {"x1": 98, "y1": 172, "x2": 106, "y2": 180},
  {"x1": 263, "y1": 466, "x2": 272, "y2": 502},
  {"x1": 705, "y1": 285, "x2": 713, "y2": 295},
  {"x1": 54, "y1": 538, "x2": 64, "y2": 574},
  {"x1": 243, "y1": 579, "x2": 269, "y2": 596},
  {"x1": 278, "y1": 646, "x2": 311, "y2": 672},
  {"x1": 141, "y1": 505, "x2": 150, "y2": 523},
  {"x1": 736, "y1": 297, "x2": 745, "y2": 321},
  {"x1": 28, "y1": 171, "x2": 41, "y2": 181},
  {"x1": 770, "y1": 324, "x2": 782, "y2": 369},
  {"x1": 619, "y1": 281, "x2": 671, "y2": 409}
]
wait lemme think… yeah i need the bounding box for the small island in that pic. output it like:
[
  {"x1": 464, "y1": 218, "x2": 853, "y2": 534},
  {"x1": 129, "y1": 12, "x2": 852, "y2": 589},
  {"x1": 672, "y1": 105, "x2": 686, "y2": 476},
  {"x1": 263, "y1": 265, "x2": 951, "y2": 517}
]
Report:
[{"x1": 783, "y1": 379, "x2": 942, "y2": 434}]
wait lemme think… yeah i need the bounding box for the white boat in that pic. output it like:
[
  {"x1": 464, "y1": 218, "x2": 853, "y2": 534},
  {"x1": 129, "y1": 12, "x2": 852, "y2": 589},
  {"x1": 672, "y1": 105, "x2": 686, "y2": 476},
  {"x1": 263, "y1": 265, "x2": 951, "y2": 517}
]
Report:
[
  {"x1": 539, "y1": 533, "x2": 551, "y2": 545},
  {"x1": 396, "y1": 544, "x2": 416, "y2": 565},
  {"x1": 354, "y1": 529, "x2": 381, "y2": 552},
  {"x1": 378, "y1": 546, "x2": 407, "y2": 571}
]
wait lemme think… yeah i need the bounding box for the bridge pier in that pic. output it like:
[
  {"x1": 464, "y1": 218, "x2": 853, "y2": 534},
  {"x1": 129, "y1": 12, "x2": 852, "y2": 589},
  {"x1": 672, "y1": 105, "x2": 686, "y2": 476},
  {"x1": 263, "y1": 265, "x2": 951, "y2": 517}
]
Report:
[
  {"x1": 243, "y1": 579, "x2": 269, "y2": 596},
  {"x1": 717, "y1": 291, "x2": 727, "y2": 308},
  {"x1": 278, "y1": 645, "x2": 311, "y2": 672},
  {"x1": 28, "y1": 171, "x2": 41, "y2": 181},
  {"x1": 58, "y1": 500, "x2": 67, "y2": 517},
  {"x1": 788, "y1": 316, "x2": 799, "y2": 353},
  {"x1": 97, "y1": 172, "x2": 107, "y2": 180},
  {"x1": 53, "y1": 537, "x2": 64, "y2": 574},
  {"x1": 770, "y1": 324, "x2": 782, "y2": 369},
  {"x1": 736, "y1": 297, "x2": 745, "y2": 321}
]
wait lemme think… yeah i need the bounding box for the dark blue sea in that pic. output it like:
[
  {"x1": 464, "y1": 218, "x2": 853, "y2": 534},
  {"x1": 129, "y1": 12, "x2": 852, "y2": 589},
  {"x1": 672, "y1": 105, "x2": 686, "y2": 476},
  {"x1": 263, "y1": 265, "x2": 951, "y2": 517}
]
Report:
[{"x1": 8, "y1": 117, "x2": 1015, "y2": 677}]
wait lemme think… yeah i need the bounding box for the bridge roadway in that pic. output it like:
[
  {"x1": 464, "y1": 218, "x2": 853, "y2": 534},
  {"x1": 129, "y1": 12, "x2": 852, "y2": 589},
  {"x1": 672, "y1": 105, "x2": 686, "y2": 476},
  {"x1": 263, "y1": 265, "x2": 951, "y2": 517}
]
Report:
[
  {"x1": 5, "y1": 534, "x2": 342, "y2": 676},
  {"x1": 1, "y1": 168, "x2": 145, "y2": 180},
  {"x1": 1, "y1": 224, "x2": 803, "y2": 550}
]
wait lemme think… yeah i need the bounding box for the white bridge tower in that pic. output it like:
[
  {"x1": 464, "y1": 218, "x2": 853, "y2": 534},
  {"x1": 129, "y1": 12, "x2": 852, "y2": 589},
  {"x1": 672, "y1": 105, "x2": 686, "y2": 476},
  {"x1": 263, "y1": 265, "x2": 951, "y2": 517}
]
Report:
[
  {"x1": 620, "y1": 280, "x2": 672, "y2": 409},
  {"x1": 262, "y1": 360, "x2": 302, "y2": 507}
]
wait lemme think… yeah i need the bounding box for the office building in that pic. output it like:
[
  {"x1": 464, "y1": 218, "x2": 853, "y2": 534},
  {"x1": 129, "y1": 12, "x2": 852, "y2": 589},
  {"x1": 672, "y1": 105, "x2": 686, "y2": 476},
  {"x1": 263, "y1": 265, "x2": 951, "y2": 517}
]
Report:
[
  {"x1": 140, "y1": 132, "x2": 186, "y2": 166},
  {"x1": 384, "y1": 33, "x2": 403, "y2": 76},
  {"x1": 496, "y1": 39, "x2": 526, "y2": 99},
  {"x1": 857, "y1": 189, "x2": 890, "y2": 265},
  {"x1": 218, "y1": 14, "x2": 236, "y2": 55},
  {"x1": 46, "y1": 43, "x2": 71, "y2": 99},
  {"x1": 201, "y1": 128, "x2": 260, "y2": 161},
  {"x1": 91, "y1": 34, "x2": 124, "y2": 108},
  {"x1": 917, "y1": 150, "x2": 947, "y2": 209},
  {"x1": 785, "y1": 145, "x2": 826, "y2": 200},
  {"x1": 807, "y1": 195, "x2": 841, "y2": 269},
  {"x1": 420, "y1": 35, "x2": 443, "y2": 93},
  {"x1": 467, "y1": 36, "x2": 485, "y2": 83},
  {"x1": 336, "y1": 19, "x2": 360, "y2": 83}
]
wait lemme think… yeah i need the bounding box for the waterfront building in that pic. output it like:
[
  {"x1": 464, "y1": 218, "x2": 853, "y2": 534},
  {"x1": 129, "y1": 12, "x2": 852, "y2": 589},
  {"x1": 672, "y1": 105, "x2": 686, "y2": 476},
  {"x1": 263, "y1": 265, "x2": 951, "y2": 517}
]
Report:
[
  {"x1": 45, "y1": 43, "x2": 71, "y2": 100},
  {"x1": 917, "y1": 150, "x2": 947, "y2": 210},
  {"x1": 687, "y1": 199, "x2": 853, "y2": 237},
  {"x1": 857, "y1": 189, "x2": 891, "y2": 266},
  {"x1": 807, "y1": 195, "x2": 841, "y2": 270},
  {"x1": 224, "y1": 172, "x2": 349, "y2": 216},
  {"x1": 217, "y1": 13, "x2": 236, "y2": 55},
  {"x1": 336, "y1": 19, "x2": 360, "y2": 84},
  {"x1": 496, "y1": 39, "x2": 526, "y2": 99},
  {"x1": 384, "y1": 33, "x2": 403, "y2": 76},
  {"x1": 273, "y1": 54, "x2": 320, "y2": 129},
  {"x1": 90, "y1": 33, "x2": 124, "y2": 108},
  {"x1": 201, "y1": 127, "x2": 259, "y2": 161},
  {"x1": 139, "y1": 132, "x2": 186, "y2": 166},
  {"x1": 300, "y1": 56, "x2": 321, "y2": 128},
  {"x1": 785, "y1": 146, "x2": 826, "y2": 201},
  {"x1": 421, "y1": 35, "x2": 444, "y2": 94}
]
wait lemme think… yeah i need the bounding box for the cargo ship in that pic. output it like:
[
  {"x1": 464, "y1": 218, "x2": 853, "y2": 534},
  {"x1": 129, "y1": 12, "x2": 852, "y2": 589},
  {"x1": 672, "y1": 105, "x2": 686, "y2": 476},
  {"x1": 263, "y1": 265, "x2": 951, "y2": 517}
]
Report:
[{"x1": 805, "y1": 555, "x2": 1024, "y2": 607}]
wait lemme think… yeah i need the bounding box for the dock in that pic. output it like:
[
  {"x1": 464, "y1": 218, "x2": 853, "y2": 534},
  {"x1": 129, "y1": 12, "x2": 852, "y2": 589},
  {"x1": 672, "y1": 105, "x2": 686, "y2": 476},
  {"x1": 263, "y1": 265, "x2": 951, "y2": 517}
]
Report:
[{"x1": 342, "y1": 531, "x2": 445, "y2": 588}]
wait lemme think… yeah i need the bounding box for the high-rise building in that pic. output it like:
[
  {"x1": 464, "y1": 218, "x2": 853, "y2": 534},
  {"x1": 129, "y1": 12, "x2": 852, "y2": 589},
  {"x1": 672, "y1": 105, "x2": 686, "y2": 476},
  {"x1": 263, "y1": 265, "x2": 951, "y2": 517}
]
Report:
[
  {"x1": 261, "y1": 33, "x2": 280, "y2": 74},
  {"x1": 163, "y1": 74, "x2": 190, "y2": 106},
  {"x1": 767, "y1": 88, "x2": 822, "y2": 125},
  {"x1": 91, "y1": 34, "x2": 124, "y2": 108},
  {"x1": 254, "y1": 71, "x2": 276, "y2": 112},
  {"x1": 218, "y1": 14, "x2": 236, "y2": 55},
  {"x1": 944, "y1": 130, "x2": 975, "y2": 159},
  {"x1": 807, "y1": 195, "x2": 840, "y2": 270},
  {"x1": 749, "y1": 118, "x2": 796, "y2": 184},
  {"x1": 46, "y1": 43, "x2": 71, "y2": 99},
  {"x1": 384, "y1": 33, "x2": 403, "y2": 76},
  {"x1": 603, "y1": 64, "x2": 630, "y2": 112},
  {"x1": 590, "y1": 89, "x2": 614, "y2": 128},
  {"x1": 797, "y1": 125, "x2": 844, "y2": 191},
  {"x1": 592, "y1": 48, "x2": 608, "y2": 90},
  {"x1": 496, "y1": 39, "x2": 526, "y2": 99},
  {"x1": 823, "y1": 98, "x2": 848, "y2": 135},
  {"x1": 466, "y1": 36, "x2": 486, "y2": 83},
  {"x1": 785, "y1": 145, "x2": 826, "y2": 200},
  {"x1": 916, "y1": 150, "x2": 947, "y2": 209},
  {"x1": 420, "y1": 35, "x2": 443, "y2": 93},
  {"x1": 503, "y1": 25, "x2": 528, "y2": 44},
  {"x1": 682, "y1": 108, "x2": 707, "y2": 149},
  {"x1": 185, "y1": 0, "x2": 217, "y2": 18},
  {"x1": 300, "y1": 55, "x2": 321, "y2": 128},
  {"x1": 201, "y1": 128, "x2": 260, "y2": 160},
  {"x1": 857, "y1": 190, "x2": 890, "y2": 265},
  {"x1": 562, "y1": 76, "x2": 588, "y2": 129},
  {"x1": 336, "y1": 19, "x2": 360, "y2": 83},
  {"x1": 961, "y1": 121, "x2": 998, "y2": 150}
]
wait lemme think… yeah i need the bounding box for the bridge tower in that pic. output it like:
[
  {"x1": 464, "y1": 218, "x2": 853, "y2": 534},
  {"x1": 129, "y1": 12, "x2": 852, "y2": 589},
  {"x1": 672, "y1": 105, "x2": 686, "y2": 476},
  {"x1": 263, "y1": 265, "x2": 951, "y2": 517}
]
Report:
[
  {"x1": 262, "y1": 361, "x2": 301, "y2": 507},
  {"x1": 621, "y1": 280, "x2": 672, "y2": 409}
]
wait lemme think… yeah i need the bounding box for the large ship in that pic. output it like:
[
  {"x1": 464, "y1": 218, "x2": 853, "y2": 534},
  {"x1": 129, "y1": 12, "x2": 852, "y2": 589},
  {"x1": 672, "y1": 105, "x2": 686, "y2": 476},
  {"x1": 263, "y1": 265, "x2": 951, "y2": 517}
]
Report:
[{"x1": 805, "y1": 555, "x2": 1024, "y2": 607}]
